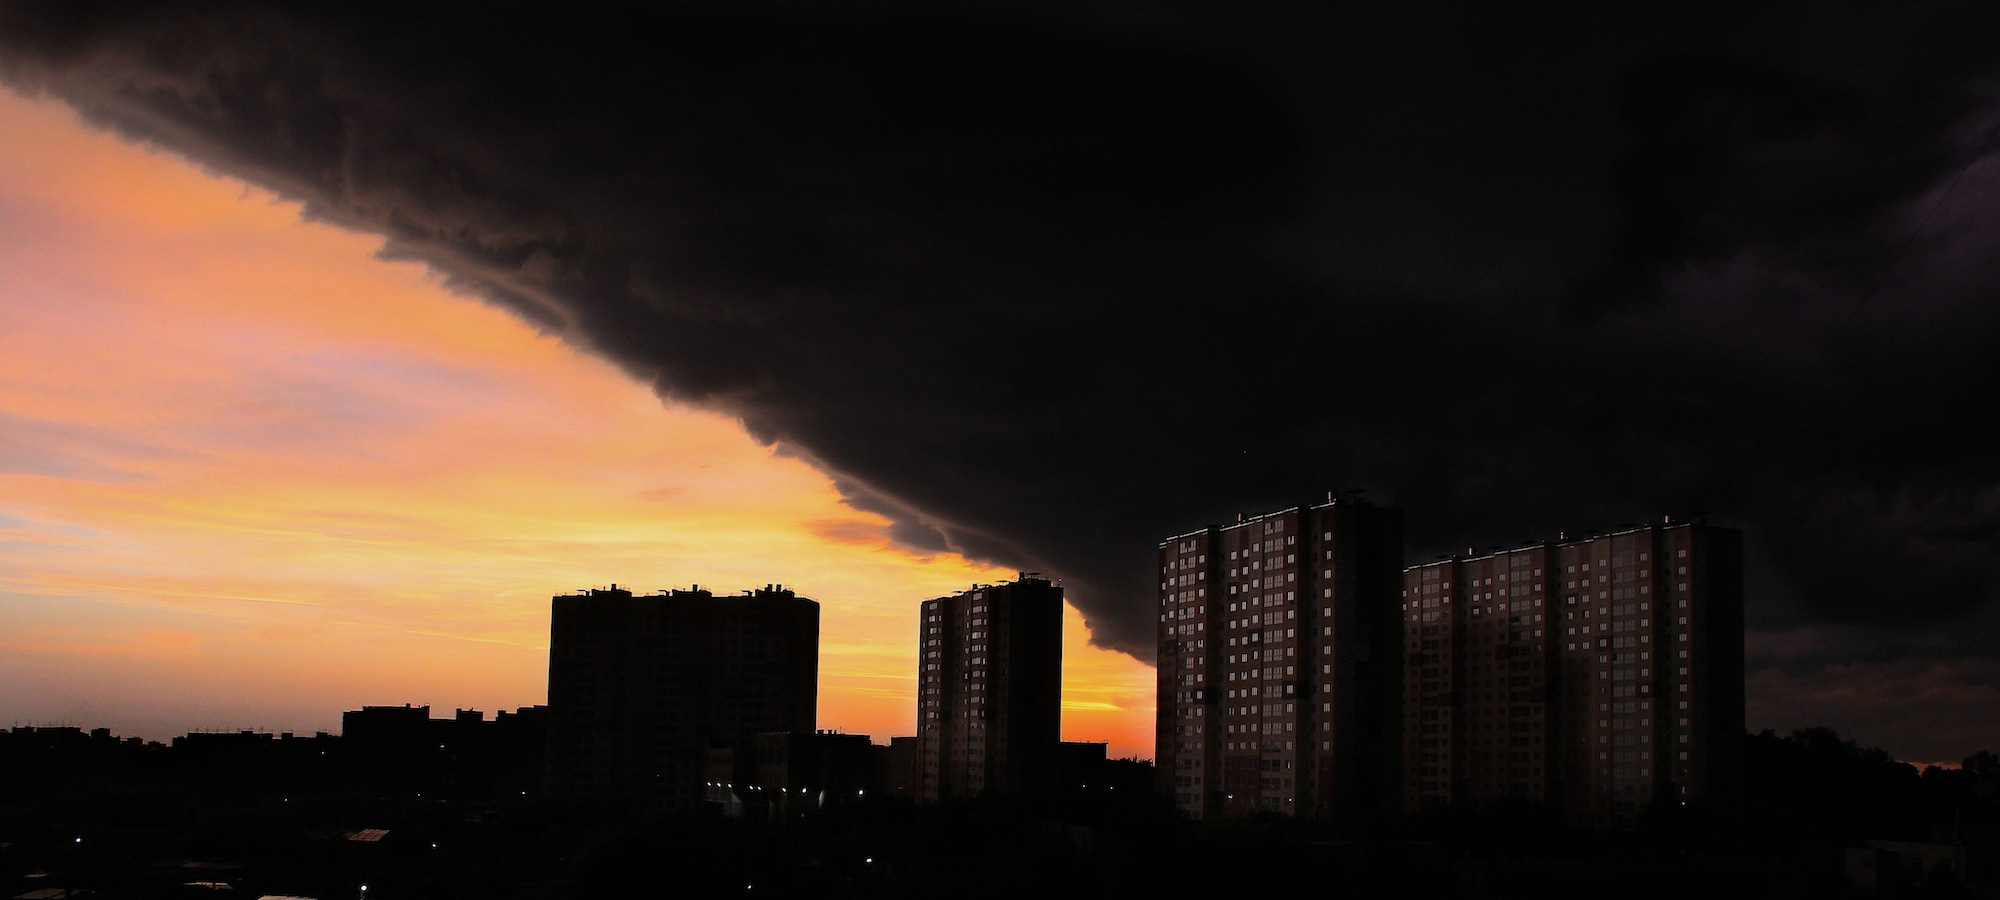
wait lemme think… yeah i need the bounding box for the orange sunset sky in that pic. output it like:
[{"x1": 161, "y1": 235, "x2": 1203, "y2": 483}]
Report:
[{"x1": 0, "y1": 87, "x2": 1155, "y2": 758}]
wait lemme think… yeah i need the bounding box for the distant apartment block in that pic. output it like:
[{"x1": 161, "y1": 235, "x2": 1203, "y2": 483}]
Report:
[
  {"x1": 1401, "y1": 519, "x2": 1743, "y2": 826},
  {"x1": 702, "y1": 729, "x2": 876, "y2": 819},
  {"x1": 883, "y1": 735, "x2": 921, "y2": 800},
  {"x1": 1155, "y1": 495, "x2": 1405, "y2": 822},
  {"x1": 341, "y1": 703, "x2": 546, "y2": 799},
  {"x1": 915, "y1": 575, "x2": 1063, "y2": 803},
  {"x1": 545, "y1": 584, "x2": 818, "y2": 811}
]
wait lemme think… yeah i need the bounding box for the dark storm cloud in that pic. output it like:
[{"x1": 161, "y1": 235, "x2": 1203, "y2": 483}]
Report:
[{"x1": 5, "y1": 1, "x2": 2000, "y2": 750}]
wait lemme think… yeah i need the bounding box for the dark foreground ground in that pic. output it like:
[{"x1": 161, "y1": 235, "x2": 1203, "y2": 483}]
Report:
[{"x1": 5, "y1": 727, "x2": 1997, "y2": 899}]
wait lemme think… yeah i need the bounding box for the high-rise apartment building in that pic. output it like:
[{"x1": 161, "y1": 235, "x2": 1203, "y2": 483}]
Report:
[
  {"x1": 1404, "y1": 546, "x2": 1556, "y2": 812},
  {"x1": 1155, "y1": 495, "x2": 1405, "y2": 822},
  {"x1": 545, "y1": 584, "x2": 818, "y2": 811},
  {"x1": 1401, "y1": 519, "x2": 1743, "y2": 826},
  {"x1": 915, "y1": 575, "x2": 1063, "y2": 804}
]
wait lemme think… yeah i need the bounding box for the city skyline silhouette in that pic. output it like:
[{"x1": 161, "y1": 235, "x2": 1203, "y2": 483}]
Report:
[{"x1": 5, "y1": 3, "x2": 2000, "y2": 774}]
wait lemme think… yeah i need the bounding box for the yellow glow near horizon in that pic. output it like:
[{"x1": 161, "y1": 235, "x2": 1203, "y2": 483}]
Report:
[{"x1": 0, "y1": 88, "x2": 1154, "y2": 758}]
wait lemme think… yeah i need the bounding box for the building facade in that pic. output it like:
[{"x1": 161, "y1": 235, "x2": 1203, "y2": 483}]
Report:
[
  {"x1": 915, "y1": 575, "x2": 1063, "y2": 804},
  {"x1": 545, "y1": 584, "x2": 819, "y2": 810},
  {"x1": 1400, "y1": 519, "x2": 1744, "y2": 826},
  {"x1": 1404, "y1": 547, "x2": 1555, "y2": 812},
  {"x1": 1155, "y1": 495, "x2": 1405, "y2": 822}
]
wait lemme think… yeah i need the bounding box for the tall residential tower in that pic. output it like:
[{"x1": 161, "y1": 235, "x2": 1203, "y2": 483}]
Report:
[
  {"x1": 545, "y1": 584, "x2": 819, "y2": 811},
  {"x1": 1400, "y1": 520, "x2": 1743, "y2": 826},
  {"x1": 1156, "y1": 495, "x2": 1405, "y2": 822},
  {"x1": 915, "y1": 575, "x2": 1063, "y2": 804}
]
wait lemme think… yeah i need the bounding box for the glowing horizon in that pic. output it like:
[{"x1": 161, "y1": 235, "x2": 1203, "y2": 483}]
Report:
[{"x1": 0, "y1": 88, "x2": 1155, "y2": 758}]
